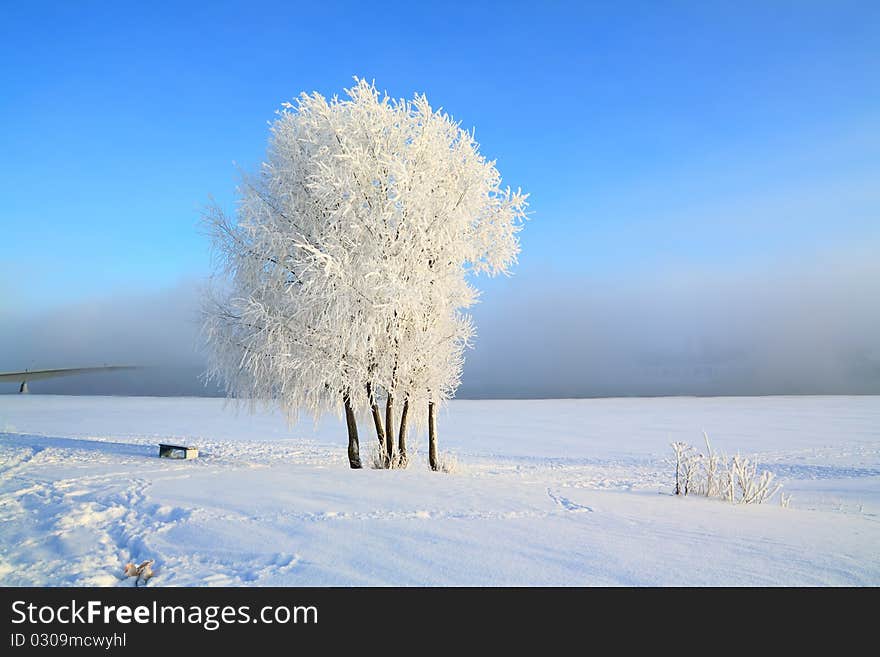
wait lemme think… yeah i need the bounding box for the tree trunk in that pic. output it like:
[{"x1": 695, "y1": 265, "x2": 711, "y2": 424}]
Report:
[
  {"x1": 366, "y1": 382, "x2": 385, "y2": 441},
  {"x1": 366, "y1": 382, "x2": 387, "y2": 467},
  {"x1": 428, "y1": 400, "x2": 438, "y2": 471},
  {"x1": 397, "y1": 399, "x2": 409, "y2": 468},
  {"x1": 385, "y1": 393, "x2": 395, "y2": 466},
  {"x1": 344, "y1": 395, "x2": 361, "y2": 469}
]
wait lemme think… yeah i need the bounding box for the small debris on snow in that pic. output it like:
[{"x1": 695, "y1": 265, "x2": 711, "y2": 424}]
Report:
[{"x1": 123, "y1": 559, "x2": 155, "y2": 587}]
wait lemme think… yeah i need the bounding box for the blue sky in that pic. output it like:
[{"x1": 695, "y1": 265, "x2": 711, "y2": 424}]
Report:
[{"x1": 1, "y1": 1, "x2": 878, "y2": 395}]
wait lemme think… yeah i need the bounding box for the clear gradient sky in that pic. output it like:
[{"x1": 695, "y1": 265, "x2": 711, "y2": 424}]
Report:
[{"x1": 2, "y1": 1, "x2": 878, "y2": 396}]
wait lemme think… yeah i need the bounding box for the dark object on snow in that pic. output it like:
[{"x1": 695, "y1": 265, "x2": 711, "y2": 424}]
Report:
[{"x1": 158, "y1": 444, "x2": 198, "y2": 459}]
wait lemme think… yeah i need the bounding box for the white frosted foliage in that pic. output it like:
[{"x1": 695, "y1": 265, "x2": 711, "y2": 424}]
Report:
[{"x1": 203, "y1": 78, "x2": 528, "y2": 435}]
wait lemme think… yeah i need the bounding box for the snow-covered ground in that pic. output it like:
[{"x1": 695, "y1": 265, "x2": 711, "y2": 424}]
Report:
[{"x1": 1, "y1": 395, "x2": 878, "y2": 586}]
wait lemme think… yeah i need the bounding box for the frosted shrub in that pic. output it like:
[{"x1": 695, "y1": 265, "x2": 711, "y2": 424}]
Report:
[
  {"x1": 698, "y1": 432, "x2": 724, "y2": 498},
  {"x1": 368, "y1": 443, "x2": 388, "y2": 470},
  {"x1": 727, "y1": 454, "x2": 782, "y2": 504},
  {"x1": 435, "y1": 452, "x2": 460, "y2": 474},
  {"x1": 670, "y1": 434, "x2": 785, "y2": 506},
  {"x1": 670, "y1": 441, "x2": 699, "y2": 496},
  {"x1": 368, "y1": 442, "x2": 416, "y2": 470}
]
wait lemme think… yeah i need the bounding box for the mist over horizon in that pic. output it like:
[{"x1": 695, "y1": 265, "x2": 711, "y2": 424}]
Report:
[{"x1": 3, "y1": 247, "x2": 878, "y2": 399}]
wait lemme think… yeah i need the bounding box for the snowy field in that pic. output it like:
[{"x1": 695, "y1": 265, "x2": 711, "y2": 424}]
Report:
[{"x1": 1, "y1": 395, "x2": 878, "y2": 586}]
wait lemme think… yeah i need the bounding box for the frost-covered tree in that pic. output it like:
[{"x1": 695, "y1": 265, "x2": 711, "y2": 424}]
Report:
[{"x1": 203, "y1": 79, "x2": 527, "y2": 470}]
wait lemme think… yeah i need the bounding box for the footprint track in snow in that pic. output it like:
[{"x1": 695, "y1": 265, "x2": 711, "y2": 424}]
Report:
[{"x1": 547, "y1": 489, "x2": 594, "y2": 513}]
